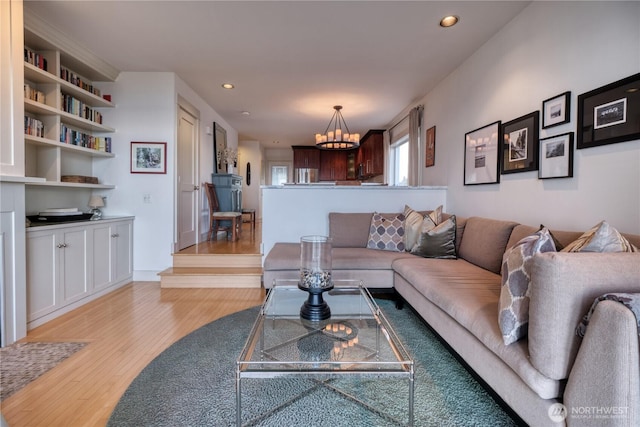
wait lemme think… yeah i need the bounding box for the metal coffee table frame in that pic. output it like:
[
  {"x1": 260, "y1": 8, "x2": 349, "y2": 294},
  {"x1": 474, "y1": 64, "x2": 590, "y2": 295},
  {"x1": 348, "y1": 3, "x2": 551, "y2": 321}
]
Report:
[{"x1": 236, "y1": 280, "x2": 414, "y2": 426}]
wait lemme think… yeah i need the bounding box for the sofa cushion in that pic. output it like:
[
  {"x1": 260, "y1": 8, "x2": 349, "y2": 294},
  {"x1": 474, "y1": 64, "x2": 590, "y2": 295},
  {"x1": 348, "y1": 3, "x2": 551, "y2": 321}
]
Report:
[
  {"x1": 561, "y1": 220, "x2": 638, "y2": 253},
  {"x1": 411, "y1": 215, "x2": 457, "y2": 259},
  {"x1": 393, "y1": 257, "x2": 562, "y2": 399},
  {"x1": 499, "y1": 228, "x2": 557, "y2": 345},
  {"x1": 329, "y1": 212, "x2": 373, "y2": 248},
  {"x1": 457, "y1": 217, "x2": 519, "y2": 274},
  {"x1": 367, "y1": 212, "x2": 406, "y2": 252}
]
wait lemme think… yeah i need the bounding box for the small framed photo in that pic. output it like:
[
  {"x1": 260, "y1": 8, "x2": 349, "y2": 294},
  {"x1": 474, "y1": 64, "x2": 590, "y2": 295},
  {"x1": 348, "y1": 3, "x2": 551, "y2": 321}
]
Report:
[
  {"x1": 539, "y1": 132, "x2": 574, "y2": 179},
  {"x1": 425, "y1": 125, "x2": 435, "y2": 167},
  {"x1": 464, "y1": 121, "x2": 501, "y2": 185},
  {"x1": 577, "y1": 73, "x2": 640, "y2": 149},
  {"x1": 131, "y1": 142, "x2": 167, "y2": 174},
  {"x1": 501, "y1": 111, "x2": 539, "y2": 174},
  {"x1": 542, "y1": 91, "x2": 570, "y2": 129}
]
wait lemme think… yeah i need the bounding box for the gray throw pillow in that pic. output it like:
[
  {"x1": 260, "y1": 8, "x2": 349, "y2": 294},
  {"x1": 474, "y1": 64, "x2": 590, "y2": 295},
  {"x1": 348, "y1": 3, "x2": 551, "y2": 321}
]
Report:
[
  {"x1": 410, "y1": 215, "x2": 456, "y2": 259},
  {"x1": 498, "y1": 227, "x2": 556, "y2": 345},
  {"x1": 367, "y1": 212, "x2": 405, "y2": 252}
]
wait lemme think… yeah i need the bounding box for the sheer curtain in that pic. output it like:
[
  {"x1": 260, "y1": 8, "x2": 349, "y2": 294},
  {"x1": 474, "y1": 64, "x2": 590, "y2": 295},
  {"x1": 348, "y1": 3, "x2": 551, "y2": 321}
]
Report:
[{"x1": 407, "y1": 105, "x2": 423, "y2": 186}]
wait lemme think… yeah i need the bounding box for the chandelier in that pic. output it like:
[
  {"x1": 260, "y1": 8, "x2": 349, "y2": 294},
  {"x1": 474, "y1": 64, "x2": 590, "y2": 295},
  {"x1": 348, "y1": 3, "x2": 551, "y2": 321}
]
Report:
[{"x1": 315, "y1": 105, "x2": 360, "y2": 150}]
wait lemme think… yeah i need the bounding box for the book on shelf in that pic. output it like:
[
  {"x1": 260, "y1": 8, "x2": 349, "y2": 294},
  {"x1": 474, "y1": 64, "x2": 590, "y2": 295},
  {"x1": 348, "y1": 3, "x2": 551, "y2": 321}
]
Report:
[
  {"x1": 59, "y1": 65, "x2": 101, "y2": 97},
  {"x1": 24, "y1": 46, "x2": 48, "y2": 71},
  {"x1": 60, "y1": 93, "x2": 103, "y2": 124},
  {"x1": 24, "y1": 84, "x2": 46, "y2": 104},
  {"x1": 24, "y1": 116, "x2": 45, "y2": 138},
  {"x1": 59, "y1": 123, "x2": 112, "y2": 153}
]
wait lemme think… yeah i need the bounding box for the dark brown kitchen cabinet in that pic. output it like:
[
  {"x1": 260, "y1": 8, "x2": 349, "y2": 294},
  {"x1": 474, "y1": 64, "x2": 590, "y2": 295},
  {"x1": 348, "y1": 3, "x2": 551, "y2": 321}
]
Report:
[
  {"x1": 292, "y1": 146, "x2": 320, "y2": 169},
  {"x1": 357, "y1": 130, "x2": 384, "y2": 178},
  {"x1": 319, "y1": 150, "x2": 347, "y2": 181}
]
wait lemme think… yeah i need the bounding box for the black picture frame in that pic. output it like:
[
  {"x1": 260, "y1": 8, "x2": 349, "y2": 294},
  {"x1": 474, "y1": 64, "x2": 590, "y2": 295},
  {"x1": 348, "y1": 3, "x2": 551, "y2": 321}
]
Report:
[
  {"x1": 213, "y1": 122, "x2": 227, "y2": 173},
  {"x1": 501, "y1": 111, "x2": 539, "y2": 174},
  {"x1": 538, "y1": 132, "x2": 574, "y2": 179},
  {"x1": 542, "y1": 91, "x2": 570, "y2": 129},
  {"x1": 577, "y1": 73, "x2": 640, "y2": 149},
  {"x1": 464, "y1": 121, "x2": 501, "y2": 185}
]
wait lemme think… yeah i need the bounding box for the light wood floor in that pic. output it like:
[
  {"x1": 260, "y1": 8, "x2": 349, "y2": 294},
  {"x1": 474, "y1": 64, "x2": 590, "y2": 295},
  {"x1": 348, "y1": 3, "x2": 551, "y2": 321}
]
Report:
[{"x1": 2, "y1": 222, "x2": 266, "y2": 427}]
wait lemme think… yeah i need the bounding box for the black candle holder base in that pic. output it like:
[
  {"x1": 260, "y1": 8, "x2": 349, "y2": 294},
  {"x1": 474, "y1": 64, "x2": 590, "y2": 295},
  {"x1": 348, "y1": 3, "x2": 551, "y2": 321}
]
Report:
[{"x1": 298, "y1": 283, "x2": 334, "y2": 322}]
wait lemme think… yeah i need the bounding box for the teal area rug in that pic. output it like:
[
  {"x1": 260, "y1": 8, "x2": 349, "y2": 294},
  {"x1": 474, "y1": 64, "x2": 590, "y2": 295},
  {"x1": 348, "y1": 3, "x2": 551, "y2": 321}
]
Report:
[{"x1": 108, "y1": 299, "x2": 517, "y2": 426}]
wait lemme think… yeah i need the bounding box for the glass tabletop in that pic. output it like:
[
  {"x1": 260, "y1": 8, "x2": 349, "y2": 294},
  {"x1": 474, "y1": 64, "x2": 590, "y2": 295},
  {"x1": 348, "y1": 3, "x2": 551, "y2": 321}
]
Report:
[{"x1": 237, "y1": 280, "x2": 413, "y2": 376}]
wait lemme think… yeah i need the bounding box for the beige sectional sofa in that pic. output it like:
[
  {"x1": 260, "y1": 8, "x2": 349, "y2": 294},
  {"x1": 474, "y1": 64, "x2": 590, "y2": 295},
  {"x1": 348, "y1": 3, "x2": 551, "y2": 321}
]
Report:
[{"x1": 263, "y1": 212, "x2": 640, "y2": 426}]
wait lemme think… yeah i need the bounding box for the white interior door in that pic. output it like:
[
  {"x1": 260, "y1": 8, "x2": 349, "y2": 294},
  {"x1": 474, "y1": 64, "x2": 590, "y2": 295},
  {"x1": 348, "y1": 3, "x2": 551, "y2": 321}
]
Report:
[{"x1": 177, "y1": 107, "x2": 198, "y2": 250}]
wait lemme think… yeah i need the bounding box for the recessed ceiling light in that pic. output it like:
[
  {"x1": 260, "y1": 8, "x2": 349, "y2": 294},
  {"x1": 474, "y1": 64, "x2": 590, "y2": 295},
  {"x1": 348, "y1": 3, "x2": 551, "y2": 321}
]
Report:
[
  {"x1": 222, "y1": 83, "x2": 235, "y2": 89},
  {"x1": 440, "y1": 15, "x2": 459, "y2": 28},
  {"x1": 241, "y1": 111, "x2": 251, "y2": 116}
]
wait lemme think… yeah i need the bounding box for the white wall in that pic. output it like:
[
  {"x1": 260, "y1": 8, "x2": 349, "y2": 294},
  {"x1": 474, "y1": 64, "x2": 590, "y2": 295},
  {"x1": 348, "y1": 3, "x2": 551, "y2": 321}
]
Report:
[
  {"x1": 238, "y1": 140, "x2": 262, "y2": 219},
  {"x1": 415, "y1": 2, "x2": 640, "y2": 234},
  {"x1": 96, "y1": 72, "x2": 177, "y2": 279}
]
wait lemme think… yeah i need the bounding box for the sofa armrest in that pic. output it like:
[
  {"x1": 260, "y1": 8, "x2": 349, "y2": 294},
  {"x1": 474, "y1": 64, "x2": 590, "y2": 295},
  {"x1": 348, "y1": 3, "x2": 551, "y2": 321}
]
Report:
[
  {"x1": 528, "y1": 252, "x2": 640, "y2": 380},
  {"x1": 564, "y1": 300, "x2": 639, "y2": 426}
]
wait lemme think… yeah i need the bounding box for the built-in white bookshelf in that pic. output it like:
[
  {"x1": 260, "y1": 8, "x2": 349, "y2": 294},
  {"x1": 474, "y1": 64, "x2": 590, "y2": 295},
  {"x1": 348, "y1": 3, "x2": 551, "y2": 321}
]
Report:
[{"x1": 23, "y1": 25, "x2": 117, "y2": 189}]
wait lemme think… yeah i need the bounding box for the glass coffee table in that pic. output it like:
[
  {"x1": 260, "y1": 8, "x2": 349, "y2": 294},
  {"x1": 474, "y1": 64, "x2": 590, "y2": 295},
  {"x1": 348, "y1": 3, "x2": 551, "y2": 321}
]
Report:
[{"x1": 236, "y1": 280, "x2": 414, "y2": 426}]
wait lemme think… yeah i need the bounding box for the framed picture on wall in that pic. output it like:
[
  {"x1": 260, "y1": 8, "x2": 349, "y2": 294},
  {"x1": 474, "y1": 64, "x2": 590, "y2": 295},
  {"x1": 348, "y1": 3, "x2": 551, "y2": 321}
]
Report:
[
  {"x1": 501, "y1": 111, "x2": 539, "y2": 174},
  {"x1": 425, "y1": 125, "x2": 436, "y2": 167},
  {"x1": 577, "y1": 73, "x2": 640, "y2": 149},
  {"x1": 539, "y1": 132, "x2": 574, "y2": 179},
  {"x1": 130, "y1": 142, "x2": 167, "y2": 174},
  {"x1": 464, "y1": 121, "x2": 501, "y2": 185},
  {"x1": 542, "y1": 91, "x2": 570, "y2": 129},
  {"x1": 213, "y1": 122, "x2": 227, "y2": 173}
]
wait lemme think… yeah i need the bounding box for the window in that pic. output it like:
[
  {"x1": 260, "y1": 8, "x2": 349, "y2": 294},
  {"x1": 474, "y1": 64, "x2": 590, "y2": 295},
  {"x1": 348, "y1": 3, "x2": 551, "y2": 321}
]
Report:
[
  {"x1": 390, "y1": 135, "x2": 409, "y2": 186},
  {"x1": 271, "y1": 165, "x2": 289, "y2": 185}
]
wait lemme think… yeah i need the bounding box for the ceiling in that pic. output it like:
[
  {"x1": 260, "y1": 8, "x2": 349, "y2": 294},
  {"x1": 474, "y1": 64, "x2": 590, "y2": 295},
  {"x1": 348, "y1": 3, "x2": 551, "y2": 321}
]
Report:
[{"x1": 24, "y1": 1, "x2": 530, "y2": 148}]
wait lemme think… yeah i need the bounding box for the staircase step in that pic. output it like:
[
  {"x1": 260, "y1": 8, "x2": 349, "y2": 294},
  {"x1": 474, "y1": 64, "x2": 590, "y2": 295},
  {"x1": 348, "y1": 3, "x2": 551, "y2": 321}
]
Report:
[
  {"x1": 158, "y1": 267, "x2": 263, "y2": 288},
  {"x1": 172, "y1": 253, "x2": 262, "y2": 268}
]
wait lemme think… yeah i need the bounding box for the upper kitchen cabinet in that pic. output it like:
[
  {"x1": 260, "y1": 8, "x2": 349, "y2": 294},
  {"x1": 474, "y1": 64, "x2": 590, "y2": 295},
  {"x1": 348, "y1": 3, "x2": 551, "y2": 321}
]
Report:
[
  {"x1": 357, "y1": 130, "x2": 384, "y2": 178},
  {"x1": 292, "y1": 146, "x2": 320, "y2": 169}
]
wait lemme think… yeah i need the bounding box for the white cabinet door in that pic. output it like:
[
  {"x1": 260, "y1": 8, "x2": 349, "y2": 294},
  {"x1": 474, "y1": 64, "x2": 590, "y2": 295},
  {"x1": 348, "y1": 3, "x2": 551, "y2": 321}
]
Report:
[
  {"x1": 112, "y1": 220, "x2": 133, "y2": 284},
  {"x1": 91, "y1": 219, "x2": 132, "y2": 291},
  {"x1": 27, "y1": 226, "x2": 90, "y2": 321},
  {"x1": 60, "y1": 227, "x2": 90, "y2": 305},
  {"x1": 26, "y1": 230, "x2": 59, "y2": 322},
  {"x1": 92, "y1": 223, "x2": 113, "y2": 292}
]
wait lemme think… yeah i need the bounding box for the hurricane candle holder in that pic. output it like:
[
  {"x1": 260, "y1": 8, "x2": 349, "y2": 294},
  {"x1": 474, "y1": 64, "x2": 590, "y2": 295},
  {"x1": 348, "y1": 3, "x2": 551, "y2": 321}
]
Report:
[{"x1": 298, "y1": 235, "x2": 333, "y2": 321}]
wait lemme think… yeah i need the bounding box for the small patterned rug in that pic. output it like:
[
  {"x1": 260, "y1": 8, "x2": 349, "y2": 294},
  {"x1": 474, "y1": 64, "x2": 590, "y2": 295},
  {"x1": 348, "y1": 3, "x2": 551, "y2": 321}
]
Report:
[{"x1": 0, "y1": 341, "x2": 87, "y2": 401}]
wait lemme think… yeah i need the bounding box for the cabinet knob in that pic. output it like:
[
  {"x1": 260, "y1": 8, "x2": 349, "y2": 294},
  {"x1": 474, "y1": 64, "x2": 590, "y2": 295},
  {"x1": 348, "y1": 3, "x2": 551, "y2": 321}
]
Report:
[
  {"x1": 57, "y1": 243, "x2": 68, "y2": 248},
  {"x1": 111, "y1": 233, "x2": 119, "y2": 238},
  {"x1": 193, "y1": 185, "x2": 199, "y2": 190}
]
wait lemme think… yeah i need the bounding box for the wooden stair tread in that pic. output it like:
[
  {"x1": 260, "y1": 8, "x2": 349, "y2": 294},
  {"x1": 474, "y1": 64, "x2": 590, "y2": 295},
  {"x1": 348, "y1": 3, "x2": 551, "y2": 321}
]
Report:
[{"x1": 159, "y1": 267, "x2": 263, "y2": 276}]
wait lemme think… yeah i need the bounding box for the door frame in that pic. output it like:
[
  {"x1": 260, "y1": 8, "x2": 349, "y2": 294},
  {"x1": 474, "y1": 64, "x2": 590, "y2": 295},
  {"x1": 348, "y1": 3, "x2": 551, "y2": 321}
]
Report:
[{"x1": 175, "y1": 97, "x2": 200, "y2": 252}]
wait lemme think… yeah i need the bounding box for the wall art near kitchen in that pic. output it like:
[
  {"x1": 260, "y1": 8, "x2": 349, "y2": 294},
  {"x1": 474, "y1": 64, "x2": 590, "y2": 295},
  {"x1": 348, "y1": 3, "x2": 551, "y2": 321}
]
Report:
[
  {"x1": 577, "y1": 73, "x2": 640, "y2": 149},
  {"x1": 464, "y1": 121, "x2": 501, "y2": 185},
  {"x1": 539, "y1": 132, "x2": 574, "y2": 179},
  {"x1": 542, "y1": 91, "x2": 570, "y2": 129},
  {"x1": 425, "y1": 125, "x2": 436, "y2": 167},
  {"x1": 501, "y1": 111, "x2": 539, "y2": 174},
  {"x1": 131, "y1": 142, "x2": 167, "y2": 174}
]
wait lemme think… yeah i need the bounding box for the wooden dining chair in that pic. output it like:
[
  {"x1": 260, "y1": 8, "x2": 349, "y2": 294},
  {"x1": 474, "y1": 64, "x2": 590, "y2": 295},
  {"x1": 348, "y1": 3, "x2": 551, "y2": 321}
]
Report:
[{"x1": 204, "y1": 182, "x2": 242, "y2": 241}]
